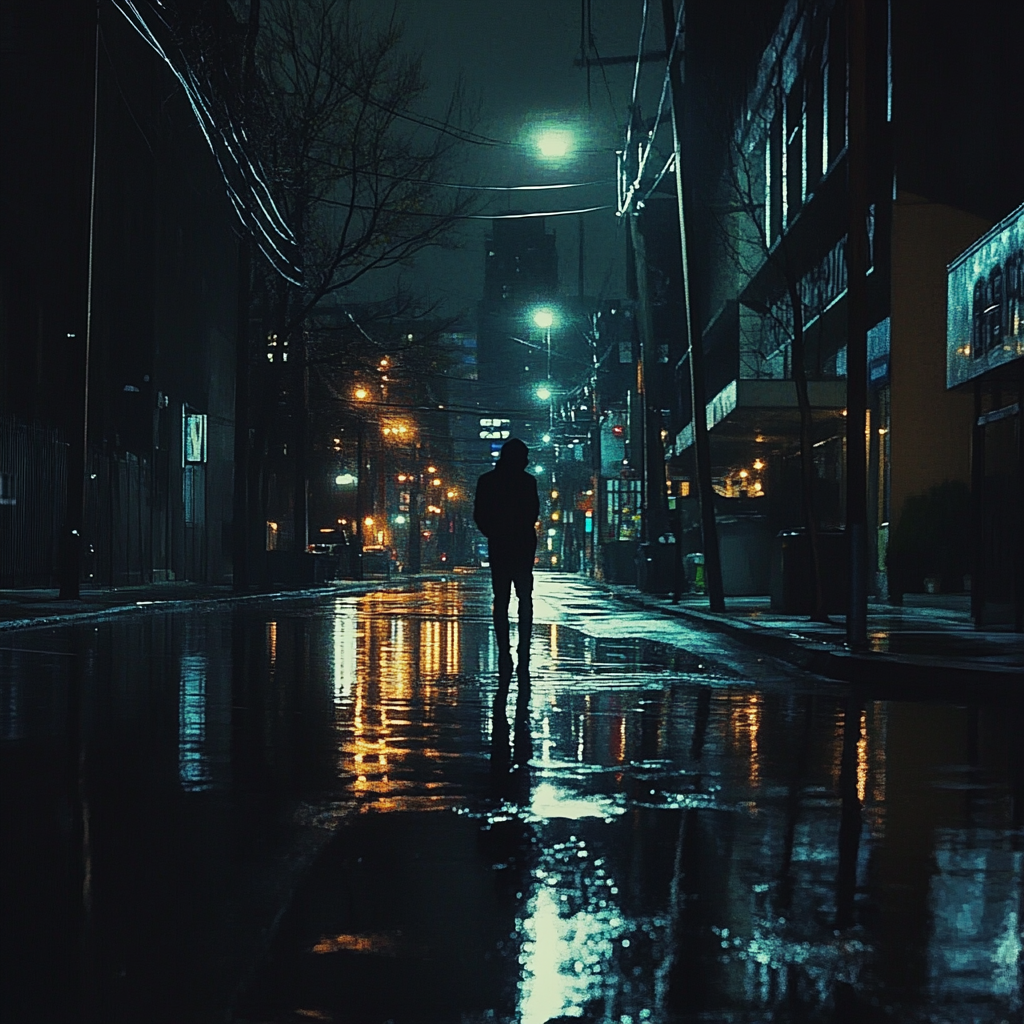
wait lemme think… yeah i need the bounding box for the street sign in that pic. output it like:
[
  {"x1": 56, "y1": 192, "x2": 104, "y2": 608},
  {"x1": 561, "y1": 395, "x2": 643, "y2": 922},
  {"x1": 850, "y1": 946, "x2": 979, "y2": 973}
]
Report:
[{"x1": 478, "y1": 417, "x2": 511, "y2": 440}]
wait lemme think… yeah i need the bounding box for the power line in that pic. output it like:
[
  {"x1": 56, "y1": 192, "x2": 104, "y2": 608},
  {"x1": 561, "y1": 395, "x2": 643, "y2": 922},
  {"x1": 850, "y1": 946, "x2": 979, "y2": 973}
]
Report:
[
  {"x1": 302, "y1": 155, "x2": 612, "y2": 192},
  {"x1": 311, "y1": 195, "x2": 613, "y2": 219}
]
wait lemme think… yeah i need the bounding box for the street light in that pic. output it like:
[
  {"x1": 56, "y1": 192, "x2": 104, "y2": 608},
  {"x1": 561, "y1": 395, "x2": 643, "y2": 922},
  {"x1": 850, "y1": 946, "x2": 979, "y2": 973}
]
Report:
[
  {"x1": 532, "y1": 306, "x2": 557, "y2": 380},
  {"x1": 532, "y1": 307, "x2": 555, "y2": 330},
  {"x1": 335, "y1": 472, "x2": 357, "y2": 486},
  {"x1": 536, "y1": 385, "x2": 552, "y2": 401},
  {"x1": 535, "y1": 128, "x2": 573, "y2": 160}
]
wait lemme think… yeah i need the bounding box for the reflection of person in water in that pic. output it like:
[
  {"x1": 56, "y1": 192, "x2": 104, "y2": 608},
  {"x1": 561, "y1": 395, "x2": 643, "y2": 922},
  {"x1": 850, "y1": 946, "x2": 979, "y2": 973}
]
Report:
[
  {"x1": 489, "y1": 668, "x2": 532, "y2": 804},
  {"x1": 473, "y1": 438, "x2": 539, "y2": 678}
]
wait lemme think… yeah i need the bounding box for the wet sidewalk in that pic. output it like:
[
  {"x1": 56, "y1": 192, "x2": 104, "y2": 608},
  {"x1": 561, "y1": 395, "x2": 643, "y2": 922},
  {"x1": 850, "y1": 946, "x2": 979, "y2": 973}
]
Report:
[
  {"x1": 600, "y1": 583, "x2": 1024, "y2": 693},
  {"x1": 3, "y1": 573, "x2": 1022, "y2": 1023},
  {"x1": 5, "y1": 574, "x2": 1021, "y2": 691},
  {"x1": 0, "y1": 577, "x2": 419, "y2": 632}
]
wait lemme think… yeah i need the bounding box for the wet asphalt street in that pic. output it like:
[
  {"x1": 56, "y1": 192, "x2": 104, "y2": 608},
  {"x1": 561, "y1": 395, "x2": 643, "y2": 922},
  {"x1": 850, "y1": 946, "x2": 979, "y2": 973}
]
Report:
[{"x1": 1, "y1": 571, "x2": 1022, "y2": 1024}]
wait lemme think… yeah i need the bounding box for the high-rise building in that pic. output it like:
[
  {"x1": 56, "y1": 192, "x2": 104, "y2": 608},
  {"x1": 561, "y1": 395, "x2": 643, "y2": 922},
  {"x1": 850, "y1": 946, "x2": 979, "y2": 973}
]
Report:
[{"x1": 476, "y1": 218, "x2": 558, "y2": 390}]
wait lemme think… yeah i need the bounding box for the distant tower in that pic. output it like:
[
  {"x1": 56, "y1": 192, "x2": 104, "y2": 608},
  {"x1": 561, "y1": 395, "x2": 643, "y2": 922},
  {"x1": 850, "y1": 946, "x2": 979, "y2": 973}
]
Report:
[{"x1": 476, "y1": 217, "x2": 558, "y2": 387}]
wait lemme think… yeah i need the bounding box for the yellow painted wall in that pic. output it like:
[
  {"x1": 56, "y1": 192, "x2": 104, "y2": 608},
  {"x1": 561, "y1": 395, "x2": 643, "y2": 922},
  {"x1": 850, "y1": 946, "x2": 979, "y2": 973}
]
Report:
[{"x1": 889, "y1": 193, "x2": 989, "y2": 530}]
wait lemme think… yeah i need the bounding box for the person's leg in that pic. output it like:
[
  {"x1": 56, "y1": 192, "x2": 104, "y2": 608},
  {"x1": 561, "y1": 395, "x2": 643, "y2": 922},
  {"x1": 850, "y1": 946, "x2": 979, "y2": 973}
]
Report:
[
  {"x1": 491, "y1": 563, "x2": 513, "y2": 675},
  {"x1": 511, "y1": 563, "x2": 534, "y2": 669}
]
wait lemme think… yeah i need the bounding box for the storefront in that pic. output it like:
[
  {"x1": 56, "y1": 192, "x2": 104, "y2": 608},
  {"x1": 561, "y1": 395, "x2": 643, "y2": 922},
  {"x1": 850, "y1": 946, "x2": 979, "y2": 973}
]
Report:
[{"x1": 947, "y1": 203, "x2": 1024, "y2": 630}]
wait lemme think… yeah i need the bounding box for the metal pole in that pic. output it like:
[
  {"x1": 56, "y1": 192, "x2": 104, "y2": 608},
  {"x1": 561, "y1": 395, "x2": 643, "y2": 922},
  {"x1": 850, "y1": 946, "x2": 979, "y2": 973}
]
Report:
[
  {"x1": 846, "y1": 0, "x2": 869, "y2": 646},
  {"x1": 578, "y1": 214, "x2": 585, "y2": 298},
  {"x1": 660, "y1": 0, "x2": 725, "y2": 611},
  {"x1": 353, "y1": 424, "x2": 364, "y2": 579},
  {"x1": 60, "y1": 3, "x2": 101, "y2": 600},
  {"x1": 232, "y1": 237, "x2": 251, "y2": 590}
]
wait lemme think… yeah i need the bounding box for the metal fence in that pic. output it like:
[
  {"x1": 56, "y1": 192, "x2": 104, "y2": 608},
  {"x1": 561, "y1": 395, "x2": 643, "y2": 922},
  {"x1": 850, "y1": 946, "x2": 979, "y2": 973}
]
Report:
[
  {"x1": 1, "y1": 417, "x2": 157, "y2": 588},
  {"x1": 84, "y1": 447, "x2": 153, "y2": 587}
]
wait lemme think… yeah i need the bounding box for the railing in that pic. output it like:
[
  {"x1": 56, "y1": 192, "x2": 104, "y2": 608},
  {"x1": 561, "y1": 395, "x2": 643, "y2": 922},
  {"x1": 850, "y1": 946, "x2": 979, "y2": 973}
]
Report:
[{"x1": 1, "y1": 417, "x2": 156, "y2": 588}]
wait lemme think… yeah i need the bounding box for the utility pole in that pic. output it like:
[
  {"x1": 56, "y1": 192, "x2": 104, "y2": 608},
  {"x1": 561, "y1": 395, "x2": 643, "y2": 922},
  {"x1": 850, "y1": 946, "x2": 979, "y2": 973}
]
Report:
[
  {"x1": 353, "y1": 424, "x2": 364, "y2": 579},
  {"x1": 232, "y1": 0, "x2": 261, "y2": 591},
  {"x1": 660, "y1": 0, "x2": 725, "y2": 612},
  {"x1": 59, "y1": 2, "x2": 100, "y2": 600},
  {"x1": 845, "y1": 0, "x2": 869, "y2": 646},
  {"x1": 293, "y1": 331, "x2": 309, "y2": 555},
  {"x1": 232, "y1": 238, "x2": 252, "y2": 589},
  {"x1": 629, "y1": 218, "x2": 670, "y2": 551},
  {"x1": 407, "y1": 454, "x2": 422, "y2": 574}
]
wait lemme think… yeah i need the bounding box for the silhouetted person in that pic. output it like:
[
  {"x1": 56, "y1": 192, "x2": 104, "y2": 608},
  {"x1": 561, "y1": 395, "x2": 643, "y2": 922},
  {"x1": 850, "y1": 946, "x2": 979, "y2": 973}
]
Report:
[{"x1": 474, "y1": 438, "x2": 539, "y2": 678}]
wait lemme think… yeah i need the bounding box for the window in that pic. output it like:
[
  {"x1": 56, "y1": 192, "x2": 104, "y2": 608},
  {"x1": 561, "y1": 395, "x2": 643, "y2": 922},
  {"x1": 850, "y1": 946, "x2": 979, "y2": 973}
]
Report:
[
  {"x1": 988, "y1": 265, "x2": 1003, "y2": 351},
  {"x1": 972, "y1": 278, "x2": 987, "y2": 358},
  {"x1": 826, "y1": 11, "x2": 847, "y2": 167},
  {"x1": 785, "y1": 80, "x2": 805, "y2": 221},
  {"x1": 806, "y1": 45, "x2": 825, "y2": 192},
  {"x1": 766, "y1": 109, "x2": 783, "y2": 243}
]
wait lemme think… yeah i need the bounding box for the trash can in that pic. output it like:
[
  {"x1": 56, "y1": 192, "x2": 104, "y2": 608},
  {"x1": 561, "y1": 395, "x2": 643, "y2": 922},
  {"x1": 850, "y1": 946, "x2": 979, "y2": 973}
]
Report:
[
  {"x1": 683, "y1": 552, "x2": 705, "y2": 593},
  {"x1": 770, "y1": 529, "x2": 848, "y2": 614},
  {"x1": 636, "y1": 541, "x2": 674, "y2": 594},
  {"x1": 601, "y1": 540, "x2": 637, "y2": 585}
]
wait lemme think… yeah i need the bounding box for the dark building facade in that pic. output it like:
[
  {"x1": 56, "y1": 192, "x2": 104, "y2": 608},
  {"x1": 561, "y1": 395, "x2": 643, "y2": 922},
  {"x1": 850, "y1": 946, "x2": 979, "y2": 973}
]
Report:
[
  {"x1": 632, "y1": 0, "x2": 1023, "y2": 609},
  {"x1": 1, "y1": 3, "x2": 240, "y2": 585},
  {"x1": 476, "y1": 218, "x2": 559, "y2": 392},
  {"x1": 946, "y1": 204, "x2": 1024, "y2": 629}
]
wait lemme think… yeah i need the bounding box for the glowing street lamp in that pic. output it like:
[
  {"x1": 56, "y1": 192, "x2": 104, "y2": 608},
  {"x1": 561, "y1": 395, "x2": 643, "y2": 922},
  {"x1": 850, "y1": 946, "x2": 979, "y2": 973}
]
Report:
[
  {"x1": 532, "y1": 307, "x2": 555, "y2": 330},
  {"x1": 531, "y1": 305, "x2": 558, "y2": 379},
  {"x1": 535, "y1": 128, "x2": 573, "y2": 160},
  {"x1": 536, "y1": 385, "x2": 552, "y2": 401}
]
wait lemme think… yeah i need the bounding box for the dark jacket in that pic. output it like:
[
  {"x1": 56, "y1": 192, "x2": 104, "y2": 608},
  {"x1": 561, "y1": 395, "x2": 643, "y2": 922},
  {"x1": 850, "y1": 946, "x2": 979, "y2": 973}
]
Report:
[{"x1": 473, "y1": 465, "x2": 539, "y2": 558}]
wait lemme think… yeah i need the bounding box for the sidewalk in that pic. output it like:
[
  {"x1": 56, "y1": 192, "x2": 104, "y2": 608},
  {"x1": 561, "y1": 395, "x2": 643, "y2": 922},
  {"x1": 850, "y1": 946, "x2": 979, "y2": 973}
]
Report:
[
  {"x1": 598, "y1": 584, "x2": 1024, "y2": 695},
  {"x1": 0, "y1": 577, "x2": 400, "y2": 632}
]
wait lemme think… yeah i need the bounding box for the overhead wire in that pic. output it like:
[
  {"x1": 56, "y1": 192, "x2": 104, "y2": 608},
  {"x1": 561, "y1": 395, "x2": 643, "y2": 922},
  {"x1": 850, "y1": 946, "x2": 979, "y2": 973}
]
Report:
[
  {"x1": 110, "y1": 0, "x2": 303, "y2": 283},
  {"x1": 311, "y1": 194, "x2": 613, "y2": 219},
  {"x1": 301, "y1": 153, "x2": 612, "y2": 192},
  {"x1": 620, "y1": 0, "x2": 683, "y2": 216}
]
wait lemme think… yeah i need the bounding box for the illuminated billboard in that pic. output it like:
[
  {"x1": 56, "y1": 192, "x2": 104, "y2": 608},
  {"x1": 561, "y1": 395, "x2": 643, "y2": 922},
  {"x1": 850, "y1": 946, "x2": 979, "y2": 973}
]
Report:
[{"x1": 947, "y1": 203, "x2": 1024, "y2": 388}]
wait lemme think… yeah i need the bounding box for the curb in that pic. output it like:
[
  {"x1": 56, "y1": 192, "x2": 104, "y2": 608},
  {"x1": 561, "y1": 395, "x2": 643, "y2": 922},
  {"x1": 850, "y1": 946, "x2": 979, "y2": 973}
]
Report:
[
  {"x1": 595, "y1": 582, "x2": 1023, "y2": 696},
  {"x1": 0, "y1": 576, "x2": 441, "y2": 633}
]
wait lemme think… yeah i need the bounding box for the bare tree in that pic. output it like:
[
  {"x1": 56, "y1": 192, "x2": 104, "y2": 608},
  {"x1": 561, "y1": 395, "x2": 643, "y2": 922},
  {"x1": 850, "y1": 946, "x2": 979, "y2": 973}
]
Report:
[{"x1": 244, "y1": 0, "x2": 478, "y2": 551}]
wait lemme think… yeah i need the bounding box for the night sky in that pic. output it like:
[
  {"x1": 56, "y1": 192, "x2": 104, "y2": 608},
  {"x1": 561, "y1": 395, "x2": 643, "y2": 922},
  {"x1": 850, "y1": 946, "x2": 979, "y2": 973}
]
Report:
[{"x1": 371, "y1": 1, "x2": 647, "y2": 318}]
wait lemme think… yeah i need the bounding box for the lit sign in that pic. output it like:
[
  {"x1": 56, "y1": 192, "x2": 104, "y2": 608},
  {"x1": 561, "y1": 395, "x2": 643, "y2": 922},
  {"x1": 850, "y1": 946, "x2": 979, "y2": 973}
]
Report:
[
  {"x1": 182, "y1": 410, "x2": 207, "y2": 465},
  {"x1": 478, "y1": 417, "x2": 511, "y2": 440},
  {"x1": 947, "y1": 203, "x2": 1024, "y2": 388}
]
